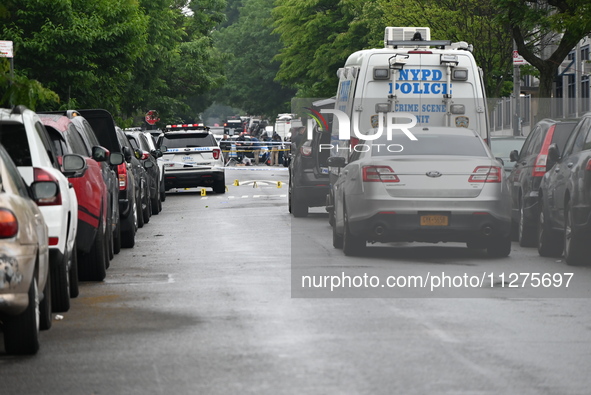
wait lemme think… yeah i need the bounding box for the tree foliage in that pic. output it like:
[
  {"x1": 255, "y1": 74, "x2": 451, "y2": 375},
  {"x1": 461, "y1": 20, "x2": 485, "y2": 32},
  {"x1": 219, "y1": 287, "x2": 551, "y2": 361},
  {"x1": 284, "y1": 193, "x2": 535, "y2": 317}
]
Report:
[
  {"x1": 213, "y1": 0, "x2": 296, "y2": 117},
  {"x1": 0, "y1": 0, "x2": 226, "y2": 125},
  {"x1": 495, "y1": 0, "x2": 591, "y2": 98}
]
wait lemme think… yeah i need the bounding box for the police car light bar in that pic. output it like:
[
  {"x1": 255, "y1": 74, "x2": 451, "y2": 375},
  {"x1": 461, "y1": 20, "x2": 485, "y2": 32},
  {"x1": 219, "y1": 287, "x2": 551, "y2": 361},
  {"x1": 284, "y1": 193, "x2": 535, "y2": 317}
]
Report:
[{"x1": 165, "y1": 123, "x2": 209, "y2": 131}]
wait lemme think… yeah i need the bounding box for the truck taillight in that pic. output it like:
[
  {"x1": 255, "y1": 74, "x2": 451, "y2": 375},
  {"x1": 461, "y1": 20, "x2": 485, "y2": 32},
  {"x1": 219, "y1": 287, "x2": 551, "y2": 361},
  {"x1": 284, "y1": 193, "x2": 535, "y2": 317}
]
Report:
[
  {"x1": 362, "y1": 166, "x2": 400, "y2": 182},
  {"x1": 117, "y1": 163, "x2": 127, "y2": 190},
  {"x1": 468, "y1": 166, "x2": 502, "y2": 183},
  {"x1": 33, "y1": 168, "x2": 62, "y2": 206},
  {"x1": 0, "y1": 209, "x2": 18, "y2": 238},
  {"x1": 212, "y1": 148, "x2": 221, "y2": 160}
]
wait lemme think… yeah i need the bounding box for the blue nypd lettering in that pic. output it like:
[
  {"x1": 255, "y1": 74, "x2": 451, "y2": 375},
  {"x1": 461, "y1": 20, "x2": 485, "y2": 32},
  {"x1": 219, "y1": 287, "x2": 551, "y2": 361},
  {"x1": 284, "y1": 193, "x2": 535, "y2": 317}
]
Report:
[{"x1": 388, "y1": 68, "x2": 452, "y2": 95}]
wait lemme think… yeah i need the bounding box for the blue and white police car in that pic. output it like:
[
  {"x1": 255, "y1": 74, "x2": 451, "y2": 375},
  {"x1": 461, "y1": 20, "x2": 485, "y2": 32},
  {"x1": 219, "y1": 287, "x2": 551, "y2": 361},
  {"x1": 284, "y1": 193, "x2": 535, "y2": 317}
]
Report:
[{"x1": 158, "y1": 124, "x2": 225, "y2": 193}]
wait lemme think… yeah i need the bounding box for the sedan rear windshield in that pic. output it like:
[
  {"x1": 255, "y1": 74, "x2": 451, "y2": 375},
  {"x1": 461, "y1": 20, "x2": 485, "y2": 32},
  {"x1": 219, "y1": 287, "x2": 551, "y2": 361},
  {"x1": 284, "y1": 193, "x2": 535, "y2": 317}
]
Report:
[
  {"x1": 371, "y1": 134, "x2": 488, "y2": 157},
  {"x1": 161, "y1": 133, "x2": 216, "y2": 149}
]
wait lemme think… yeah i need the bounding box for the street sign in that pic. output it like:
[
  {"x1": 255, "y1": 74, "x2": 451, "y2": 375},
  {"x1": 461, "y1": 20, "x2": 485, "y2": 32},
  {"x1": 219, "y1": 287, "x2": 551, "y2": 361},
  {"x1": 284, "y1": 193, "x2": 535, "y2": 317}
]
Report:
[
  {"x1": 0, "y1": 40, "x2": 13, "y2": 58},
  {"x1": 145, "y1": 110, "x2": 160, "y2": 125},
  {"x1": 513, "y1": 50, "x2": 527, "y2": 65}
]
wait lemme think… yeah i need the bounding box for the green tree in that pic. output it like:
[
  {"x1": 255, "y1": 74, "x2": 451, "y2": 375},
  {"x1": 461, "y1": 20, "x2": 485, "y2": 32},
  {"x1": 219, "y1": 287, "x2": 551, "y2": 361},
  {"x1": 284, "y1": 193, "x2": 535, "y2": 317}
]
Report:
[
  {"x1": 380, "y1": 0, "x2": 514, "y2": 98},
  {"x1": 273, "y1": 0, "x2": 382, "y2": 97},
  {"x1": 214, "y1": 0, "x2": 296, "y2": 117},
  {"x1": 495, "y1": 0, "x2": 591, "y2": 99}
]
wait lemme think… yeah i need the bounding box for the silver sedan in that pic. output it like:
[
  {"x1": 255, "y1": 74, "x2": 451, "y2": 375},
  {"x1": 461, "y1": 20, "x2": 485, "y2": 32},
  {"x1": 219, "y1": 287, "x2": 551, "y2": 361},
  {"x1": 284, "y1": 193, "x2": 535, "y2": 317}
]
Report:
[{"x1": 329, "y1": 127, "x2": 512, "y2": 257}]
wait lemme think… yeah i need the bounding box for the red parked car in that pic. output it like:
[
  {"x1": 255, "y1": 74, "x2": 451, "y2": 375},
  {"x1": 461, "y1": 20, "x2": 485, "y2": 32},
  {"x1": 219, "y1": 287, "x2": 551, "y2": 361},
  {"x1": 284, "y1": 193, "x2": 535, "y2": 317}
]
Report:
[{"x1": 40, "y1": 113, "x2": 119, "y2": 281}]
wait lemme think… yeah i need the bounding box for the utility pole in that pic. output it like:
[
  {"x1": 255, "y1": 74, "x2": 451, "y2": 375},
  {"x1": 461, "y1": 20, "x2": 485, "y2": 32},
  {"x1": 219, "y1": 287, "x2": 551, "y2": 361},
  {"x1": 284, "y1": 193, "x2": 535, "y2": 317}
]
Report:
[{"x1": 513, "y1": 41, "x2": 522, "y2": 136}]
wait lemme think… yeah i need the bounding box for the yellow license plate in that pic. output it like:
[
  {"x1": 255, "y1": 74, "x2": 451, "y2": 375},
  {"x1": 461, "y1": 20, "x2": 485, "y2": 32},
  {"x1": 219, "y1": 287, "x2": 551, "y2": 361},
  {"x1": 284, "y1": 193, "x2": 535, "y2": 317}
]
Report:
[{"x1": 420, "y1": 215, "x2": 449, "y2": 226}]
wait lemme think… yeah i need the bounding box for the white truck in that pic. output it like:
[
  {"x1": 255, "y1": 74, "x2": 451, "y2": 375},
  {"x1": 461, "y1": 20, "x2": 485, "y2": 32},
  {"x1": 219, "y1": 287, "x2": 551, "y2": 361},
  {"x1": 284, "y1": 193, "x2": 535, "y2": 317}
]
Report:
[
  {"x1": 330, "y1": 27, "x2": 489, "y2": 148},
  {"x1": 274, "y1": 113, "x2": 303, "y2": 141}
]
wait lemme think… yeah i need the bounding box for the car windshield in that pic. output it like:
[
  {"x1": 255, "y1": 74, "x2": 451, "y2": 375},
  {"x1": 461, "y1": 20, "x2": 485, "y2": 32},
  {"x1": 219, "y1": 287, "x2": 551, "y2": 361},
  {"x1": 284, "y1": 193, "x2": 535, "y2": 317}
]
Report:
[
  {"x1": 161, "y1": 133, "x2": 216, "y2": 149},
  {"x1": 371, "y1": 134, "x2": 488, "y2": 157}
]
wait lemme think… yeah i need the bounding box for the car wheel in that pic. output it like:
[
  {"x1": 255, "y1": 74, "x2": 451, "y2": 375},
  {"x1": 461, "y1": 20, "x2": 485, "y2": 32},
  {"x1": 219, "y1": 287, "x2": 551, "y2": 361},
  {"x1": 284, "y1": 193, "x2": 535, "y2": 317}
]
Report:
[
  {"x1": 213, "y1": 177, "x2": 226, "y2": 194},
  {"x1": 107, "y1": 215, "x2": 114, "y2": 261},
  {"x1": 143, "y1": 195, "x2": 151, "y2": 224},
  {"x1": 79, "y1": 219, "x2": 107, "y2": 281},
  {"x1": 151, "y1": 193, "x2": 160, "y2": 215},
  {"x1": 160, "y1": 177, "x2": 166, "y2": 202},
  {"x1": 3, "y1": 277, "x2": 40, "y2": 355},
  {"x1": 343, "y1": 209, "x2": 365, "y2": 256},
  {"x1": 51, "y1": 250, "x2": 70, "y2": 313},
  {"x1": 69, "y1": 244, "x2": 79, "y2": 298},
  {"x1": 564, "y1": 202, "x2": 587, "y2": 266},
  {"x1": 332, "y1": 222, "x2": 343, "y2": 249},
  {"x1": 486, "y1": 235, "x2": 511, "y2": 258},
  {"x1": 39, "y1": 270, "x2": 52, "y2": 331},
  {"x1": 137, "y1": 188, "x2": 145, "y2": 229},
  {"x1": 113, "y1": 216, "x2": 121, "y2": 255},
  {"x1": 518, "y1": 203, "x2": 537, "y2": 247},
  {"x1": 121, "y1": 212, "x2": 136, "y2": 249},
  {"x1": 291, "y1": 190, "x2": 308, "y2": 218},
  {"x1": 537, "y1": 200, "x2": 563, "y2": 257}
]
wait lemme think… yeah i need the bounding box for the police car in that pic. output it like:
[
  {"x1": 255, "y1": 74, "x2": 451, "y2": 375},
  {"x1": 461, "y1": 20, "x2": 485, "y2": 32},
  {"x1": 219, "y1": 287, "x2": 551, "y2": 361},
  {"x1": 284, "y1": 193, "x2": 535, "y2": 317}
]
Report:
[{"x1": 158, "y1": 124, "x2": 225, "y2": 193}]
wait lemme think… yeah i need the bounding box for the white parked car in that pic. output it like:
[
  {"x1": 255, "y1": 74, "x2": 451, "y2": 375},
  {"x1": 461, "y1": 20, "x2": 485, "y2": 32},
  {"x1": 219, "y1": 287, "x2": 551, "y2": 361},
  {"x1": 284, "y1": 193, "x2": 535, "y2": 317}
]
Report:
[{"x1": 0, "y1": 106, "x2": 85, "y2": 313}]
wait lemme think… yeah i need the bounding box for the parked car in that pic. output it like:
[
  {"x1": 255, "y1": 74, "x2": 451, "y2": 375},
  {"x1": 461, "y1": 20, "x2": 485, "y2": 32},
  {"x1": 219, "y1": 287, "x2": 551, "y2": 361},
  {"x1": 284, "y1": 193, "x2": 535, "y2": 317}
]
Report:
[
  {"x1": 0, "y1": 143, "x2": 59, "y2": 354},
  {"x1": 537, "y1": 112, "x2": 591, "y2": 265},
  {"x1": 329, "y1": 127, "x2": 512, "y2": 257},
  {"x1": 39, "y1": 110, "x2": 121, "y2": 281},
  {"x1": 158, "y1": 124, "x2": 225, "y2": 193},
  {"x1": 0, "y1": 106, "x2": 82, "y2": 312},
  {"x1": 490, "y1": 135, "x2": 526, "y2": 173},
  {"x1": 125, "y1": 130, "x2": 162, "y2": 215},
  {"x1": 288, "y1": 126, "x2": 331, "y2": 218},
  {"x1": 76, "y1": 109, "x2": 128, "y2": 261},
  {"x1": 508, "y1": 119, "x2": 578, "y2": 247},
  {"x1": 139, "y1": 131, "x2": 166, "y2": 204}
]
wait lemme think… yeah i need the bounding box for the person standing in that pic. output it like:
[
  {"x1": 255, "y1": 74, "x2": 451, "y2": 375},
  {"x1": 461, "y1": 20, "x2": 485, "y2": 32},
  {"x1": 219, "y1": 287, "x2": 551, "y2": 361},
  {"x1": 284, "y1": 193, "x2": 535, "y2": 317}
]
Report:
[
  {"x1": 270, "y1": 132, "x2": 281, "y2": 166},
  {"x1": 220, "y1": 134, "x2": 231, "y2": 164}
]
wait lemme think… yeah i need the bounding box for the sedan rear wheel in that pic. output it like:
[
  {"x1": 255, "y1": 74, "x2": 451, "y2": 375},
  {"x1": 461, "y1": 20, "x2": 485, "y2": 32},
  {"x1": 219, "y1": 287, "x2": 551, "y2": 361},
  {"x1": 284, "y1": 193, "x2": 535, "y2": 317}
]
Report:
[
  {"x1": 486, "y1": 235, "x2": 511, "y2": 258},
  {"x1": 51, "y1": 250, "x2": 70, "y2": 313},
  {"x1": 4, "y1": 278, "x2": 40, "y2": 355},
  {"x1": 332, "y1": 222, "x2": 343, "y2": 249},
  {"x1": 343, "y1": 209, "x2": 366, "y2": 256}
]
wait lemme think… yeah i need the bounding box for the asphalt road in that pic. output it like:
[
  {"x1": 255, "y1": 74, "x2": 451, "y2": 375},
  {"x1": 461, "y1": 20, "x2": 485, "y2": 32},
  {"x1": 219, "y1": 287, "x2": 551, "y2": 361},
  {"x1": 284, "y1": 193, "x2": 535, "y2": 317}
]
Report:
[{"x1": 2, "y1": 167, "x2": 591, "y2": 394}]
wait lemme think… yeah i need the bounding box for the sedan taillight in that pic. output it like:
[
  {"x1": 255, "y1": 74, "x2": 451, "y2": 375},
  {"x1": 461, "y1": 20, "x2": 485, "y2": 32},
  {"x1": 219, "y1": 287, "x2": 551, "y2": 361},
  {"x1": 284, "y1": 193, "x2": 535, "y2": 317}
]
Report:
[
  {"x1": 212, "y1": 148, "x2": 221, "y2": 160},
  {"x1": 33, "y1": 168, "x2": 62, "y2": 206},
  {"x1": 362, "y1": 166, "x2": 400, "y2": 182},
  {"x1": 469, "y1": 166, "x2": 502, "y2": 183},
  {"x1": 0, "y1": 209, "x2": 18, "y2": 238}
]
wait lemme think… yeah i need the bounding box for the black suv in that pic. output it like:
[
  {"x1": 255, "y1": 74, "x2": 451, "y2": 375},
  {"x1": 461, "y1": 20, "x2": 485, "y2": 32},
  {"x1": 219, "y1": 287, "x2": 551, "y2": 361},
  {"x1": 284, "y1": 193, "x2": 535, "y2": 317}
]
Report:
[
  {"x1": 508, "y1": 119, "x2": 578, "y2": 247},
  {"x1": 538, "y1": 112, "x2": 591, "y2": 265},
  {"x1": 288, "y1": 125, "x2": 331, "y2": 217}
]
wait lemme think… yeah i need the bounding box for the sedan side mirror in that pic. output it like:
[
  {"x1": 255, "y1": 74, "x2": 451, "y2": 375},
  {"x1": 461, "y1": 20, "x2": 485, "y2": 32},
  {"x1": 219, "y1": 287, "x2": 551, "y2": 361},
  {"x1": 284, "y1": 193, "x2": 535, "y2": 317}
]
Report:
[
  {"x1": 160, "y1": 145, "x2": 168, "y2": 153},
  {"x1": 327, "y1": 156, "x2": 346, "y2": 168},
  {"x1": 62, "y1": 154, "x2": 87, "y2": 178},
  {"x1": 509, "y1": 150, "x2": 519, "y2": 162},
  {"x1": 144, "y1": 160, "x2": 154, "y2": 169}
]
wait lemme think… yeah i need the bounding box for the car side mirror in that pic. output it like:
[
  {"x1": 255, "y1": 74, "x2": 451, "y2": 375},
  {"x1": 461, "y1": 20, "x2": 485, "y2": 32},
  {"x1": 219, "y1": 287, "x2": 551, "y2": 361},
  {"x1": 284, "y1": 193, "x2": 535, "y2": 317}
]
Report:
[
  {"x1": 509, "y1": 150, "x2": 519, "y2": 162},
  {"x1": 123, "y1": 146, "x2": 132, "y2": 162},
  {"x1": 30, "y1": 181, "x2": 59, "y2": 203},
  {"x1": 327, "y1": 156, "x2": 346, "y2": 168},
  {"x1": 151, "y1": 149, "x2": 162, "y2": 158},
  {"x1": 547, "y1": 143, "x2": 560, "y2": 170},
  {"x1": 160, "y1": 146, "x2": 168, "y2": 153},
  {"x1": 109, "y1": 152, "x2": 125, "y2": 166},
  {"x1": 144, "y1": 160, "x2": 154, "y2": 169},
  {"x1": 62, "y1": 154, "x2": 87, "y2": 178},
  {"x1": 92, "y1": 146, "x2": 110, "y2": 162}
]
